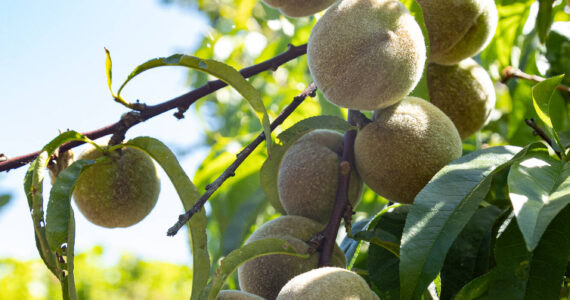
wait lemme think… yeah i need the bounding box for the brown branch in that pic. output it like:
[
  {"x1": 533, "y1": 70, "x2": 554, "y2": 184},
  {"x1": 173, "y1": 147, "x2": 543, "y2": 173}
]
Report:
[
  {"x1": 524, "y1": 118, "x2": 562, "y2": 159},
  {"x1": 502, "y1": 66, "x2": 570, "y2": 93},
  {"x1": 318, "y1": 109, "x2": 359, "y2": 267},
  {"x1": 0, "y1": 43, "x2": 308, "y2": 173},
  {"x1": 167, "y1": 83, "x2": 318, "y2": 236}
]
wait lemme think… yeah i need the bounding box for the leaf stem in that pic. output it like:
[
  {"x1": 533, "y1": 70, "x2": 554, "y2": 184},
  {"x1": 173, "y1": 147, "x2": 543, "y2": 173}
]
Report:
[{"x1": 166, "y1": 83, "x2": 317, "y2": 236}]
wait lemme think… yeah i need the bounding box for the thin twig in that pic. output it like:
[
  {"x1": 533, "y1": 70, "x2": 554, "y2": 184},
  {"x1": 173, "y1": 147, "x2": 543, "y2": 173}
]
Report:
[
  {"x1": 167, "y1": 83, "x2": 318, "y2": 236},
  {"x1": 318, "y1": 109, "x2": 359, "y2": 267},
  {"x1": 524, "y1": 118, "x2": 562, "y2": 159},
  {"x1": 0, "y1": 44, "x2": 308, "y2": 173},
  {"x1": 502, "y1": 66, "x2": 570, "y2": 94}
]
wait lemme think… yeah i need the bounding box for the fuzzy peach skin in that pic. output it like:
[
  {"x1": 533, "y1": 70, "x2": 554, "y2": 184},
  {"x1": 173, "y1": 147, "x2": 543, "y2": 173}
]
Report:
[
  {"x1": 308, "y1": 0, "x2": 426, "y2": 110},
  {"x1": 417, "y1": 0, "x2": 498, "y2": 65},
  {"x1": 354, "y1": 97, "x2": 462, "y2": 204}
]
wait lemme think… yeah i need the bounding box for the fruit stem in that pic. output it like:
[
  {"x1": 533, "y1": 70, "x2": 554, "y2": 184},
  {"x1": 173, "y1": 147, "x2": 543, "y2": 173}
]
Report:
[{"x1": 318, "y1": 109, "x2": 359, "y2": 267}]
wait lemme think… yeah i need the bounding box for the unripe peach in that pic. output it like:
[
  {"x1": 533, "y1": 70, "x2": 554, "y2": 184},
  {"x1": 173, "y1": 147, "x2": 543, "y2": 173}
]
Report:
[
  {"x1": 277, "y1": 267, "x2": 380, "y2": 300},
  {"x1": 237, "y1": 216, "x2": 346, "y2": 300},
  {"x1": 73, "y1": 146, "x2": 160, "y2": 228},
  {"x1": 354, "y1": 97, "x2": 462, "y2": 204},
  {"x1": 427, "y1": 58, "x2": 496, "y2": 140},
  {"x1": 417, "y1": 0, "x2": 498, "y2": 65},
  {"x1": 307, "y1": 0, "x2": 426, "y2": 110},
  {"x1": 278, "y1": 130, "x2": 362, "y2": 223}
]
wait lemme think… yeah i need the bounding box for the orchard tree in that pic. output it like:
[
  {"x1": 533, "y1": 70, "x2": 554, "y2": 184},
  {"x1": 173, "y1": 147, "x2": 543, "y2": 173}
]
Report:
[{"x1": 1, "y1": 0, "x2": 570, "y2": 299}]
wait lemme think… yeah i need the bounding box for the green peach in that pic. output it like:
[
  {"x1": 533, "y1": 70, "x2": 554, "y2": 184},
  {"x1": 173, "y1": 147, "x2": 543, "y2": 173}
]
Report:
[
  {"x1": 417, "y1": 0, "x2": 498, "y2": 65},
  {"x1": 307, "y1": 0, "x2": 426, "y2": 110},
  {"x1": 276, "y1": 267, "x2": 380, "y2": 300},
  {"x1": 278, "y1": 130, "x2": 363, "y2": 223},
  {"x1": 237, "y1": 216, "x2": 346, "y2": 300},
  {"x1": 427, "y1": 58, "x2": 496, "y2": 140},
  {"x1": 354, "y1": 97, "x2": 462, "y2": 204},
  {"x1": 73, "y1": 146, "x2": 160, "y2": 228}
]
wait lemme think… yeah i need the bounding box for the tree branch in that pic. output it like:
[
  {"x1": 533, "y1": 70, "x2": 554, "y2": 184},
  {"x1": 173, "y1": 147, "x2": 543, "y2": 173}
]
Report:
[
  {"x1": 501, "y1": 66, "x2": 570, "y2": 94},
  {"x1": 0, "y1": 43, "x2": 308, "y2": 173},
  {"x1": 318, "y1": 109, "x2": 359, "y2": 267},
  {"x1": 167, "y1": 83, "x2": 318, "y2": 236}
]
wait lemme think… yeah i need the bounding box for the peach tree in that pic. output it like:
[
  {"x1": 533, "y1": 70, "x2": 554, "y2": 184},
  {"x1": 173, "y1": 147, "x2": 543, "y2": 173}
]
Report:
[{"x1": 1, "y1": 0, "x2": 570, "y2": 299}]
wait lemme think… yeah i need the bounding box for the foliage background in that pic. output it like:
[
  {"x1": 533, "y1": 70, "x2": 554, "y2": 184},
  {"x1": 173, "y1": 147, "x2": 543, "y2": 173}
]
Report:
[{"x1": 1, "y1": 0, "x2": 570, "y2": 298}]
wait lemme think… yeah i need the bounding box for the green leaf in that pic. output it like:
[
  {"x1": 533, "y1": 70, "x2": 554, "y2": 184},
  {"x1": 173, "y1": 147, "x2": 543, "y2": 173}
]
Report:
[
  {"x1": 488, "y1": 206, "x2": 570, "y2": 299},
  {"x1": 0, "y1": 194, "x2": 10, "y2": 211},
  {"x1": 341, "y1": 218, "x2": 370, "y2": 268},
  {"x1": 24, "y1": 164, "x2": 58, "y2": 277},
  {"x1": 221, "y1": 188, "x2": 267, "y2": 255},
  {"x1": 104, "y1": 48, "x2": 117, "y2": 99},
  {"x1": 201, "y1": 238, "x2": 309, "y2": 300},
  {"x1": 440, "y1": 206, "x2": 502, "y2": 299},
  {"x1": 454, "y1": 271, "x2": 493, "y2": 300},
  {"x1": 545, "y1": 22, "x2": 570, "y2": 86},
  {"x1": 532, "y1": 74, "x2": 565, "y2": 130},
  {"x1": 365, "y1": 205, "x2": 409, "y2": 300},
  {"x1": 259, "y1": 116, "x2": 353, "y2": 213},
  {"x1": 537, "y1": 0, "x2": 555, "y2": 44},
  {"x1": 508, "y1": 153, "x2": 570, "y2": 251},
  {"x1": 481, "y1": 1, "x2": 534, "y2": 69},
  {"x1": 123, "y1": 137, "x2": 209, "y2": 299},
  {"x1": 356, "y1": 231, "x2": 400, "y2": 258},
  {"x1": 24, "y1": 131, "x2": 98, "y2": 278},
  {"x1": 62, "y1": 208, "x2": 77, "y2": 300},
  {"x1": 116, "y1": 54, "x2": 273, "y2": 154},
  {"x1": 30, "y1": 131, "x2": 98, "y2": 230},
  {"x1": 399, "y1": 144, "x2": 546, "y2": 300},
  {"x1": 46, "y1": 159, "x2": 94, "y2": 252},
  {"x1": 26, "y1": 131, "x2": 96, "y2": 299}
]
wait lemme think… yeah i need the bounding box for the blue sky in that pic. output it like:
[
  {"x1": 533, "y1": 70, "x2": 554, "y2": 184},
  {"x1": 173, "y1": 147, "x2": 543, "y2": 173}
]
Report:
[{"x1": 0, "y1": 1, "x2": 214, "y2": 264}]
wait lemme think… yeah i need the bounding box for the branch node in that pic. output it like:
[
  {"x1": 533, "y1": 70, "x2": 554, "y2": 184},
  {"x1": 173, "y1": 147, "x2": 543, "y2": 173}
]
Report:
[
  {"x1": 343, "y1": 203, "x2": 355, "y2": 233},
  {"x1": 109, "y1": 111, "x2": 143, "y2": 146},
  {"x1": 174, "y1": 107, "x2": 187, "y2": 120},
  {"x1": 130, "y1": 101, "x2": 148, "y2": 112},
  {"x1": 339, "y1": 161, "x2": 351, "y2": 176},
  {"x1": 307, "y1": 232, "x2": 325, "y2": 254},
  {"x1": 501, "y1": 66, "x2": 515, "y2": 83}
]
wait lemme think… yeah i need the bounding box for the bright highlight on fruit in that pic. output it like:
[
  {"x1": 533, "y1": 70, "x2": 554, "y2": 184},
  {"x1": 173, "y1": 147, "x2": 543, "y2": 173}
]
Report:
[
  {"x1": 307, "y1": 0, "x2": 426, "y2": 110},
  {"x1": 73, "y1": 146, "x2": 160, "y2": 228},
  {"x1": 276, "y1": 267, "x2": 380, "y2": 300},
  {"x1": 216, "y1": 290, "x2": 265, "y2": 300}
]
